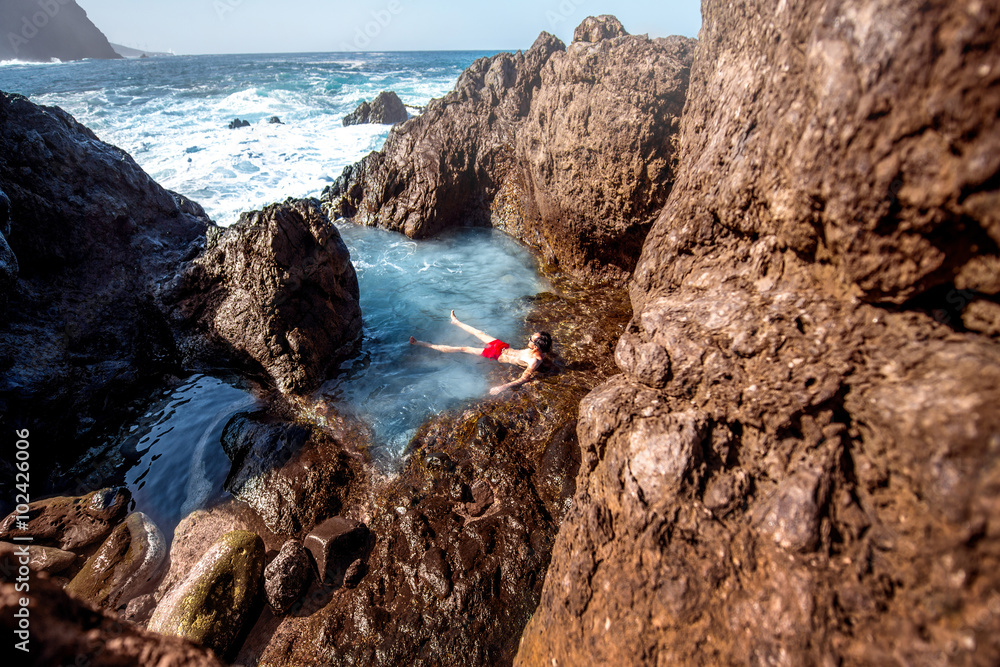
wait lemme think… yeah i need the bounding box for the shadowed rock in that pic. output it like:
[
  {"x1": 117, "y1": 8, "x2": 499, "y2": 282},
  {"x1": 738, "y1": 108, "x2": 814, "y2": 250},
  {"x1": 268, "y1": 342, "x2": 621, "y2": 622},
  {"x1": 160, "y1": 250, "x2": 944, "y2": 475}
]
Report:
[
  {"x1": 0, "y1": 542, "x2": 77, "y2": 574},
  {"x1": 323, "y1": 19, "x2": 695, "y2": 285},
  {"x1": 160, "y1": 198, "x2": 362, "y2": 395},
  {"x1": 264, "y1": 539, "x2": 313, "y2": 614},
  {"x1": 148, "y1": 530, "x2": 265, "y2": 658},
  {"x1": 303, "y1": 517, "x2": 369, "y2": 583},
  {"x1": 0, "y1": 487, "x2": 130, "y2": 551},
  {"x1": 65, "y1": 512, "x2": 167, "y2": 611},
  {"x1": 0, "y1": 575, "x2": 225, "y2": 667},
  {"x1": 343, "y1": 91, "x2": 408, "y2": 126}
]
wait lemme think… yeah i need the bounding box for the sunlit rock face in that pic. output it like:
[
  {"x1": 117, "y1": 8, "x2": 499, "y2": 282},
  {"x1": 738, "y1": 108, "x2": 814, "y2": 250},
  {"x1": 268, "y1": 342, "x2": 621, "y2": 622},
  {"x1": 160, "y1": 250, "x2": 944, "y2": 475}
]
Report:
[{"x1": 517, "y1": 1, "x2": 1000, "y2": 665}]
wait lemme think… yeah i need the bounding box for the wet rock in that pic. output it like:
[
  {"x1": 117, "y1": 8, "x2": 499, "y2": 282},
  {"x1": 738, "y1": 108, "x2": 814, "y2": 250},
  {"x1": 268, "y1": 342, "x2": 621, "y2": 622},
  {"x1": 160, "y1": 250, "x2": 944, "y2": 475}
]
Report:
[
  {"x1": 0, "y1": 541, "x2": 77, "y2": 575},
  {"x1": 221, "y1": 412, "x2": 358, "y2": 534},
  {"x1": 228, "y1": 118, "x2": 251, "y2": 129},
  {"x1": 342, "y1": 91, "x2": 408, "y2": 126},
  {"x1": 264, "y1": 539, "x2": 312, "y2": 615},
  {"x1": 0, "y1": 575, "x2": 225, "y2": 667},
  {"x1": 323, "y1": 20, "x2": 694, "y2": 285},
  {"x1": 148, "y1": 530, "x2": 265, "y2": 658},
  {"x1": 303, "y1": 517, "x2": 368, "y2": 582},
  {"x1": 466, "y1": 480, "x2": 494, "y2": 517},
  {"x1": 572, "y1": 14, "x2": 627, "y2": 43},
  {"x1": 0, "y1": 487, "x2": 131, "y2": 551},
  {"x1": 268, "y1": 116, "x2": 284, "y2": 124},
  {"x1": 160, "y1": 198, "x2": 362, "y2": 394},
  {"x1": 65, "y1": 512, "x2": 167, "y2": 611},
  {"x1": 418, "y1": 547, "x2": 452, "y2": 599},
  {"x1": 343, "y1": 558, "x2": 365, "y2": 588}
]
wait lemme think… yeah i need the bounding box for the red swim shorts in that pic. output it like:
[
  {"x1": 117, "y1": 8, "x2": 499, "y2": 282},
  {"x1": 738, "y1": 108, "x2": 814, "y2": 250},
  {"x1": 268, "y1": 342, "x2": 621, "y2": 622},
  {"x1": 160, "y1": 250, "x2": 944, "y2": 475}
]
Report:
[{"x1": 481, "y1": 339, "x2": 510, "y2": 360}]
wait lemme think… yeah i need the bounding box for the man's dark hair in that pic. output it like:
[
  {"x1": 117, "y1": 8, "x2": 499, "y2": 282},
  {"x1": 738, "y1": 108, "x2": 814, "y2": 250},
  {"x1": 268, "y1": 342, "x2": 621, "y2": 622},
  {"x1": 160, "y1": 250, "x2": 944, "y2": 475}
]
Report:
[{"x1": 534, "y1": 331, "x2": 552, "y2": 353}]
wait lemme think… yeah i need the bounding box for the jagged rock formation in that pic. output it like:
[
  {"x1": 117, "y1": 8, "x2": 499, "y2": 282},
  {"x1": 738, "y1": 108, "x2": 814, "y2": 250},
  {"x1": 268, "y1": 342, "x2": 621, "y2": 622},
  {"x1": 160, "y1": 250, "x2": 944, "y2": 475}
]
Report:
[
  {"x1": 0, "y1": 92, "x2": 211, "y2": 503},
  {"x1": 324, "y1": 19, "x2": 696, "y2": 284},
  {"x1": 343, "y1": 90, "x2": 409, "y2": 126},
  {"x1": 0, "y1": 0, "x2": 120, "y2": 62},
  {"x1": 159, "y1": 198, "x2": 363, "y2": 395},
  {"x1": 517, "y1": 1, "x2": 1000, "y2": 665}
]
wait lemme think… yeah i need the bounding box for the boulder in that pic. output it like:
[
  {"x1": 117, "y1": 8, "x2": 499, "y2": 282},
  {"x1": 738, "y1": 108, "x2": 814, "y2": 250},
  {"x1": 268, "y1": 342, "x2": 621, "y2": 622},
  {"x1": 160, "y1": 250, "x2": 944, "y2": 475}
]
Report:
[
  {"x1": 220, "y1": 412, "x2": 358, "y2": 534},
  {"x1": 0, "y1": 487, "x2": 130, "y2": 551},
  {"x1": 0, "y1": 541, "x2": 77, "y2": 574},
  {"x1": 268, "y1": 116, "x2": 284, "y2": 124},
  {"x1": 0, "y1": 92, "x2": 211, "y2": 504},
  {"x1": 516, "y1": 1, "x2": 1000, "y2": 665},
  {"x1": 342, "y1": 91, "x2": 408, "y2": 126},
  {"x1": 148, "y1": 530, "x2": 265, "y2": 658},
  {"x1": 0, "y1": 575, "x2": 225, "y2": 667},
  {"x1": 159, "y1": 198, "x2": 362, "y2": 394},
  {"x1": 303, "y1": 517, "x2": 369, "y2": 582},
  {"x1": 263, "y1": 539, "x2": 313, "y2": 614},
  {"x1": 323, "y1": 20, "x2": 696, "y2": 284},
  {"x1": 65, "y1": 512, "x2": 167, "y2": 611},
  {"x1": 228, "y1": 118, "x2": 251, "y2": 129},
  {"x1": 0, "y1": 0, "x2": 121, "y2": 63}
]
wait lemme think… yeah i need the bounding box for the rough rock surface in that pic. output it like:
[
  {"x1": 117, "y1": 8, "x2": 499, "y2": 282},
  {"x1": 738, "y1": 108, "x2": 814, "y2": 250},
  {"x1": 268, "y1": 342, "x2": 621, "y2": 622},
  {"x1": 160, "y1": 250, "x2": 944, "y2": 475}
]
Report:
[
  {"x1": 516, "y1": 1, "x2": 1000, "y2": 665},
  {"x1": 0, "y1": 575, "x2": 225, "y2": 667},
  {"x1": 159, "y1": 198, "x2": 362, "y2": 394},
  {"x1": 322, "y1": 21, "x2": 695, "y2": 284},
  {"x1": 303, "y1": 516, "x2": 370, "y2": 582},
  {"x1": 221, "y1": 411, "x2": 362, "y2": 534},
  {"x1": 0, "y1": 92, "x2": 211, "y2": 505},
  {"x1": 0, "y1": 0, "x2": 121, "y2": 62},
  {"x1": 343, "y1": 90, "x2": 408, "y2": 126},
  {"x1": 0, "y1": 487, "x2": 130, "y2": 551},
  {"x1": 148, "y1": 530, "x2": 265, "y2": 659},
  {"x1": 0, "y1": 188, "x2": 15, "y2": 303},
  {"x1": 65, "y1": 511, "x2": 167, "y2": 611},
  {"x1": 0, "y1": 541, "x2": 77, "y2": 574},
  {"x1": 264, "y1": 539, "x2": 313, "y2": 614}
]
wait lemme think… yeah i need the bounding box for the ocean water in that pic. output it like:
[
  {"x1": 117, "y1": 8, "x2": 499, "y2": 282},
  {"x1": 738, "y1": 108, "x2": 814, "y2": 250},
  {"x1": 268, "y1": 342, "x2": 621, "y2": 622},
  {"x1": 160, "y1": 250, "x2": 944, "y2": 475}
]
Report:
[
  {"x1": 0, "y1": 51, "x2": 491, "y2": 224},
  {"x1": 2, "y1": 53, "x2": 551, "y2": 518}
]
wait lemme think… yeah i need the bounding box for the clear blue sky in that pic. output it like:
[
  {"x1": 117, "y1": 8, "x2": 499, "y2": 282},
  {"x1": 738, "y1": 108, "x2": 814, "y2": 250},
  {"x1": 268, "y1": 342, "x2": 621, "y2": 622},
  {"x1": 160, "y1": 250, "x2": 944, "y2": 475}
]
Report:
[{"x1": 80, "y1": 0, "x2": 702, "y2": 55}]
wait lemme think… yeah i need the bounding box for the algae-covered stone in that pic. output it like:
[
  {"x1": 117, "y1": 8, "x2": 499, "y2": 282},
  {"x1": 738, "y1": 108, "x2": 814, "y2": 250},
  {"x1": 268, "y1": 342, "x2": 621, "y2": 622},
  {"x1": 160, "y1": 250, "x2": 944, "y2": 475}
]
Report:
[
  {"x1": 148, "y1": 530, "x2": 264, "y2": 657},
  {"x1": 0, "y1": 487, "x2": 130, "y2": 550},
  {"x1": 66, "y1": 511, "x2": 167, "y2": 610}
]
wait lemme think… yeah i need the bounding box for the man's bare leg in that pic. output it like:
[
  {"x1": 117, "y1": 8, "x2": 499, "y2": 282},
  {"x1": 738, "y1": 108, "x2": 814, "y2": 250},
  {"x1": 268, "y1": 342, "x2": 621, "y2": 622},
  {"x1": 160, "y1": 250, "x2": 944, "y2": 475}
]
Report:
[
  {"x1": 449, "y1": 310, "x2": 495, "y2": 344},
  {"x1": 410, "y1": 336, "x2": 482, "y2": 356}
]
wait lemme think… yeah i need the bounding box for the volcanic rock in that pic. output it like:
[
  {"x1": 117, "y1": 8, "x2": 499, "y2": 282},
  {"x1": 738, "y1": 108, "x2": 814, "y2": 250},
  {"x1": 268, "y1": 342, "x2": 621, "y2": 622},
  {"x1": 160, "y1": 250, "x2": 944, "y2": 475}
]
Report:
[
  {"x1": 0, "y1": 188, "x2": 15, "y2": 301},
  {"x1": 323, "y1": 20, "x2": 695, "y2": 284},
  {"x1": 0, "y1": 0, "x2": 121, "y2": 63},
  {"x1": 148, "y1": 530, "x2": 265, "y2": 658},
  {"x1": 0, "y1": 541, "x2": 77, "y2": 575},
  {"x1": 303, "y1": 516, "x2": 369, "y2": 582},
  {"x1": 228, "y1": 118, "x2": 251, "y2": 129},
  {"x1": 159, "y1": 198, "x2": 362, "y2": 394},
  {"x1": 516, "y1": 1, "x2": 1000, "y2": 665},
  {"x1": 0, "y1": 92, "x2": 211, "y2": 505},
  {"x1": 342, "y1": 90, "x2": 408, "y2": 125},
  {"x1": 0, "y1": 575, "x2": 225, "y2": 667},
  {"x1": 0, "y1": 487, "x2": 130, "y2": 551},
  {"x1": 264, "y1": 539, "x2": 313, "y2": 614},
  {"x1": 65, "y1": 512, "x2": 167, "y2": 611},
  {"x1": 221, "y1": 412, "x2": 359, "y2": 534}
]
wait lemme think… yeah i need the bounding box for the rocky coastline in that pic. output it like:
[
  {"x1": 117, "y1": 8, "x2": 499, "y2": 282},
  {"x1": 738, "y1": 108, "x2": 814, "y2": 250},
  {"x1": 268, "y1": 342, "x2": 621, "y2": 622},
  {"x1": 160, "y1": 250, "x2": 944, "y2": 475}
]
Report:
[{"x1": 2, "y1": 4, "x2": 999, "y2": 667}]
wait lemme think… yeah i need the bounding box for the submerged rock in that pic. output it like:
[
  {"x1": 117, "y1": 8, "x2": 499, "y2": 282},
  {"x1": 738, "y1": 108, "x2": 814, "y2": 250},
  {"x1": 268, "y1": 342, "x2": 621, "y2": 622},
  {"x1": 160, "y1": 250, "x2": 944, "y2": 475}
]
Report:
[
  {"x1": 148, "y1": 530, "x2": 265, "y2": 658},
  {"x1": 160, "y1": 198, "x2": 362, "y2": 394},
  {"x1": 324, "y1": 19, "x2": 695, "y2": 284},
  {"x1": 342, "y1": 91, "x2": 408, "y2": 126},
  {"x1": 0, "y1": 487, "x2": 130, "y2": 551},
  {"x1": 65, "y1": 512, "x2": 167, "y2": 611}
]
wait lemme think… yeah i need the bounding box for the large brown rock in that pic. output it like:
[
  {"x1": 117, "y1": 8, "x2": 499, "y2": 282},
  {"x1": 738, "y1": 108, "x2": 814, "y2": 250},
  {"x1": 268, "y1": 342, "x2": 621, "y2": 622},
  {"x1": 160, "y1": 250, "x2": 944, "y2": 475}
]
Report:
[
  {"x1": 517, "y1": 1, "x2": 1000, "y2": 666},
  {"x1": 0, "y1": 487, "x2": 130, "y2": 551},
  {"x1": 0, "y1": 93, "x2": 211, "y2": 506},
  {"x1": 323, "y1": 19, "x2": 695, "y2": 284},
  {"x1": 0, "y1": 575, "x2": 224, "y2": 667},
  {"x1": 160, "y1": 198, "x2": 362, "y2": 394},
  {"x1": 343, "y1": 90, "x2": 409, "y2": 126}
]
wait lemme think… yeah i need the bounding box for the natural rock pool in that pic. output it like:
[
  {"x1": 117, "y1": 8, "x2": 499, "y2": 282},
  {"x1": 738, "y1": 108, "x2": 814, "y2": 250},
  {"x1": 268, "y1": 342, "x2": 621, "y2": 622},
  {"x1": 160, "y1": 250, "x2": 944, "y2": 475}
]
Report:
[{"x1": 120, "y1": 224, "x2": 549, "y2": 537}]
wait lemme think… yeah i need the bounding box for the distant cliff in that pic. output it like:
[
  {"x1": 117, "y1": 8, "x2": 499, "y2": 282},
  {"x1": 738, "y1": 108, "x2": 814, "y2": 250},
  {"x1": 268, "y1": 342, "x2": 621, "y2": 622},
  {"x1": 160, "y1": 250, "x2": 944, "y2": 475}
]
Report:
[{"x1": 0, "y1": 0, "x2": 120, "y2": 62}]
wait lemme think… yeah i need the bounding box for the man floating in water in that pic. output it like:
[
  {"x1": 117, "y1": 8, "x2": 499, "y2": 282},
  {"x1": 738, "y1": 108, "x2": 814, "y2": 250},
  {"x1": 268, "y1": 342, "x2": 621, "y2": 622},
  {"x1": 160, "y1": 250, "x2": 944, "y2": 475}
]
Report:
[{"x1": 410, "y1": 310, "x2": 553, "y2": 395}]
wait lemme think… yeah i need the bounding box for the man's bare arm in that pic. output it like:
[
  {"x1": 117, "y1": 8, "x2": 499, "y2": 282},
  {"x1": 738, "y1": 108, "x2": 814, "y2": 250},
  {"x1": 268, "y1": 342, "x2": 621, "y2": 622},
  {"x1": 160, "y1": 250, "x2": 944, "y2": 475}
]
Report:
[{"x1": 489, "y1": 358, "x2": 542, "y2": 395}]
